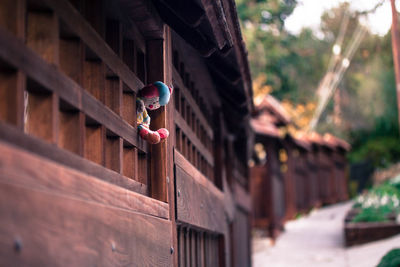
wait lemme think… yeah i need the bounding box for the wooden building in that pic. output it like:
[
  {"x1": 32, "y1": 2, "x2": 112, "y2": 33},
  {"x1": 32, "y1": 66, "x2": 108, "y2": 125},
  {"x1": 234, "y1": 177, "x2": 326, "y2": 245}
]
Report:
[
  {"x1": 250, "y1": 96, "x2": 350, "y2": 240},
  {"x1": 250, "y1": 96, "x2": 290, "y2": 239},
  {"x1": 0, "y1": 0, "x2": 254, "y2": 266}
]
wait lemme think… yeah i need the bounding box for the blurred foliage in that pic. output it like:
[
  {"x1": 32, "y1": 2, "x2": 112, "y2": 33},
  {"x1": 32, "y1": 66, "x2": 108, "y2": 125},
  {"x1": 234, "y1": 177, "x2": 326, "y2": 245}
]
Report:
[
  {"x1": 351, "y1": 178, "x2": 400, "y2": 223},
  {"x1": 377, "y1": 249, "x2": 400, "y2": 267},
  {"x1": 348, "y1": 137, "x2": 400, "y2": 168},
  {"x1": 237, "y1": 0, "x2": 400, "y2": 167}
]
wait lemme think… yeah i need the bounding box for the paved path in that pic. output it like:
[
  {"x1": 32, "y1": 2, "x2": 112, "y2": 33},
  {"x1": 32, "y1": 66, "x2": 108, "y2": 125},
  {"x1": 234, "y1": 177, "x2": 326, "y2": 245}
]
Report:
[{"x1": 252, "y1": 202, "x2": 400, "y2": 267}]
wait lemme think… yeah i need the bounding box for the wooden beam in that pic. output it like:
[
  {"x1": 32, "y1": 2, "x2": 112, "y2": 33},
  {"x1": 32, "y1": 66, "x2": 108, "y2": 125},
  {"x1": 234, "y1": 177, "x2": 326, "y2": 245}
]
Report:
[
  {"x1": 0, "y1": 122, "x2": 147, "y2": 195},
  {"x1": 0, "y1": 140, "x2": 167, "y2": 218},
  {"x1": 0, "y1": 183, "x2": 172, "y2": 266},
  {"x1": 146, "y1": 37, "x2": 167, "y2": 202},
  {"x1": 175, "y1": 150, "x2": 226, "y2": 233}
]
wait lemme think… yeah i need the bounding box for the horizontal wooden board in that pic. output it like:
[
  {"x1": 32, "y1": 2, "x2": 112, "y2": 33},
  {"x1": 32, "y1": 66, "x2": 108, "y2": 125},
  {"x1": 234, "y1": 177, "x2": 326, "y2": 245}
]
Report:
[
  {"x1": 0, "y1": 183, "x2": 172, "y2": 267},
  {"x1": 175, "y1": 150, "x2": 226, "y2": 233},
  {"x1": 0, "y1": 122, "x2": 147, "y2": 196},
  {"x1": 0, "y1": 140, "x2": 168, "y2": 219}
]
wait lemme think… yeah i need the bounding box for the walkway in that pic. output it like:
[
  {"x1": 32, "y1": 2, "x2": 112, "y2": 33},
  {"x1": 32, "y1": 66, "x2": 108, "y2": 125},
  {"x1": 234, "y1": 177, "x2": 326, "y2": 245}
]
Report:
[{"x1": 252, "y1": 202, "x2": 400, "y2": 267}]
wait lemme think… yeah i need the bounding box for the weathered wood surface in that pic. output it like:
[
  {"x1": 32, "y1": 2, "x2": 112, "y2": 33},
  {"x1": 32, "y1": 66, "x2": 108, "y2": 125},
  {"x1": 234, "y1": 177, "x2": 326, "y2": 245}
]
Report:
[
  {"x1": 0, "y1": 183, "x2": 172, "y2": 267},
  {"x1": 0, "y1": 26, "x2": 147, "y2": 153},
  {"x1": 175, "y1": 150, "x2": 226, "y2": 233},
  {"x1": 0, "y1": 140, "x2": 168, "y2": 219},
  {"x1": 42, "y1": 0, "x2": 144, "y2": 92},
  {"x1": 0, "y1": 122, "x2": 147, "y2": 195}
]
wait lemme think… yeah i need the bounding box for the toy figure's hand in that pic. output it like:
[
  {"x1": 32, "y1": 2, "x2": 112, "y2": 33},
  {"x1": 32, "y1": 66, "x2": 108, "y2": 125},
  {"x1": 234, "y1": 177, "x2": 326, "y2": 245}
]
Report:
[{"x1": 137, "y1": 99, "x2": 145, "y2": 114}]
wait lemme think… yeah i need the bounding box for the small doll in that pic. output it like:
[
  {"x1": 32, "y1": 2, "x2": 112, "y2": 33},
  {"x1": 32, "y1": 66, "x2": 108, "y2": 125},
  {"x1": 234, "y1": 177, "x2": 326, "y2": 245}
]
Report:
[{"x1": 136, "y1": 81, "x2": 172, "y2": 144}]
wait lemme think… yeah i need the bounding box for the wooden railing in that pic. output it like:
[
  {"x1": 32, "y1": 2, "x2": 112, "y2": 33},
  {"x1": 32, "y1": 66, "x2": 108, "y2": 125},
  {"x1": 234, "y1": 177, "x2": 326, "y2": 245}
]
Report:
[{"x1": 0, "y1": 0, "x2": 150, "y2": 195}]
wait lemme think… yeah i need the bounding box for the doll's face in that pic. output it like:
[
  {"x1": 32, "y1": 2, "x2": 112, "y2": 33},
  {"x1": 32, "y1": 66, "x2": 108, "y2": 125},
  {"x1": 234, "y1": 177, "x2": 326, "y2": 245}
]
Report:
[{"x1": 143, "y1": 96, "x2": 160, "y2": 110}]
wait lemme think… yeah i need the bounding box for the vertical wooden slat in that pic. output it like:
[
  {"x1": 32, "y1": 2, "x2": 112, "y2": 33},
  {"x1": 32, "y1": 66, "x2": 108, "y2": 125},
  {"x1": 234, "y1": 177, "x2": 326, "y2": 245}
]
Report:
[
  {"x1": 147, "y1": 38, "x2": 167, "y2": 202},
  {"x1": 185, "y1": 228, "x2": 190, "y2": 267},
  {"x1": 179, "y1": 227, "x2": 185, "y2": 267},
  {"x1": 0, "y1": 71, "x2": 25, "y2": 128},
  {"x1": 191, "y1": 230, "x2": 196, "y2": 267}
]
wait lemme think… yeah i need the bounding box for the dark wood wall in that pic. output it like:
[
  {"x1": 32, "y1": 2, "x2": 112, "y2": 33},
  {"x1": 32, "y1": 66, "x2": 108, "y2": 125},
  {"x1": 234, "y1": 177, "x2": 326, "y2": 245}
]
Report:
[{"x1": 0, "y1": 0, "x2": 252, "y2": 266}]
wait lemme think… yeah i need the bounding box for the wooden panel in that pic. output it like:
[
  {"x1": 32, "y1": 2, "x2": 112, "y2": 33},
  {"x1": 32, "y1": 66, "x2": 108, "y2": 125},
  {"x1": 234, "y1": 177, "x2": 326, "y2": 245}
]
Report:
[
  {"x1": 0, "y1": 121, "x2": 146, "y2": 194},
  {"x1": 0, "y1": 28, "x2": 147, "y2": 152},
  {"x1": 105, "y1": 77, "x2": 122, "y2": 115},
  {"x1": 58, "y1": 109, "x2": 82, "y2": 155},
  {"x1": 26, "y1": 10, "x2": 59, "y2": 65},
  {"x1": 121, "y1": 90, "x2": 136, "y2": 127},
  {"x1": 0, "y1": 140, "x2": 167, "y2": 218},
  {"x1": 85, "y1": 124, "x2": 105, "y2": 165},
  {"x1": 59, "y1": 38, "x2": 83, "y2": 85},
  {"x1": 0, "y1": 185, "x2": 172, "y2": 266},
  {"x1": 0, "y1": 0, "x2": 25, "y2": 38},
  {"x1": 43, "y1": 0, "x2": 144, "y2": 92},
  {"x1": 105, "y1": 136, "x2": 122, "y2": 173},
  {"x1": 175, "y1": 150, "x2": 226, "y2": 233},
  {"x1": 83, "y1": 60, "x2": 105, "y2": 102},
  {"x1": 25, "y1": 91, "x2": 58, "y2": 144},
  {"x1": 123, "y1": 145, "x2": 137, "y2": 180}
]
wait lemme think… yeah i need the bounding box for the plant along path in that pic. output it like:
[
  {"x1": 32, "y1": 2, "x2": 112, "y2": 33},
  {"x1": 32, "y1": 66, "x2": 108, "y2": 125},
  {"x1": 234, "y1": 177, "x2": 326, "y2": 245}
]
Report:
[{"x1": 252, "y1": 202, "x2": 400, "y2": 267}]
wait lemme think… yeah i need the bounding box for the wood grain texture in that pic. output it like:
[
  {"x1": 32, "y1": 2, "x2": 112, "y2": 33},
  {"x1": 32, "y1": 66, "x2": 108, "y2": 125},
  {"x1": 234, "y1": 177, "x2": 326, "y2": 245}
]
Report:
[
  {"x1": 147, "y1": 38, "x2": 167, "y2": 202},
  {"x1": 26, "y1": 10, "x2": 59, "y2": 65},
  {"x1": 25, "y1": 92, "x2": 58, "y2": 144},
  {"x1": 175, "y1": 150, "x2": 226, "y2": 233},
  {"x1": 0, "y1": 140, "x2": 168, "y2": 219},
  {"x1": 0, "y1": 27, "x2": 147, "y2": 153},
  {"x1": 0, "y1": 183, "x2": 172, "y2": 267},
  {"x1": 42, "y1": 0, "x2": 144, "y2": 92},
  {"x1": 0, "y1": 122, "x2": 147, "y2": 195},
  {"x1": 58, "y1": 109, "x2": 81, "y2": 155},
  {"x1": 85, "y1": 124, "x2": 105, "y2": 166}
]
